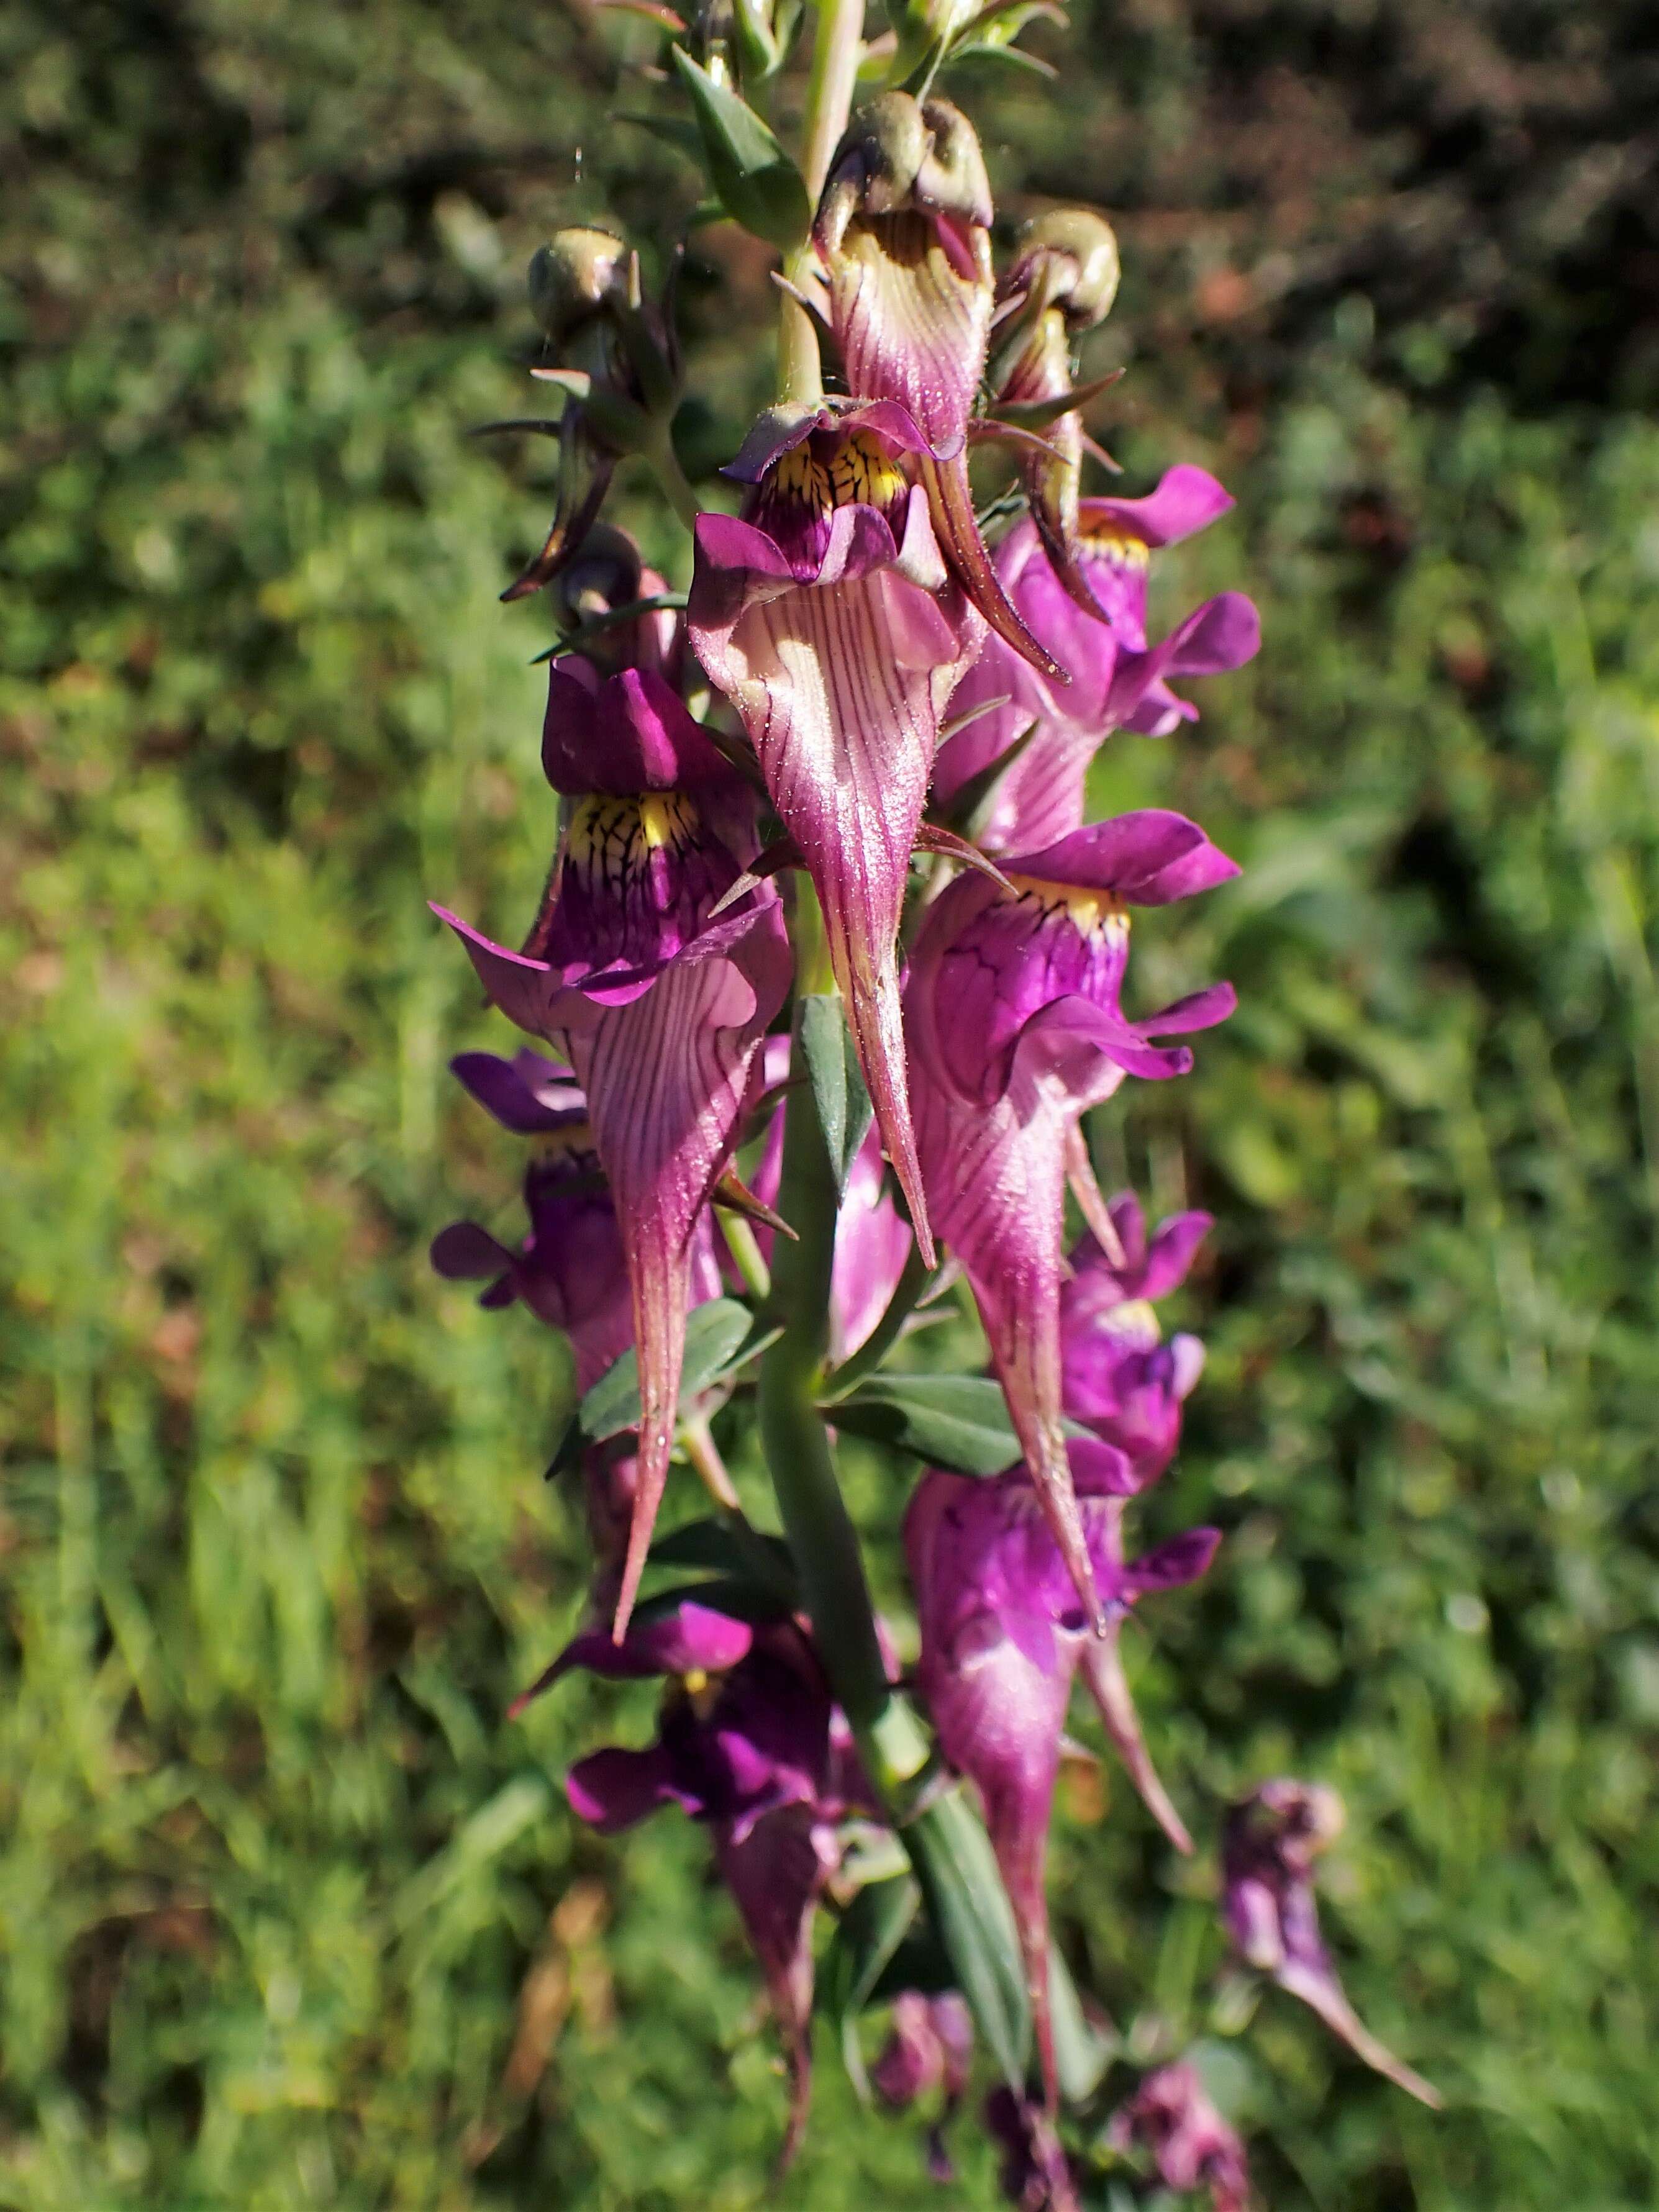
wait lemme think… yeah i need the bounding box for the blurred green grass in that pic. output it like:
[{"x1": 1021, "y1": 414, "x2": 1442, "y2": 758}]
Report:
[{"x1": 4, "y1": 1, "x2": 1658, "y2": 2206}]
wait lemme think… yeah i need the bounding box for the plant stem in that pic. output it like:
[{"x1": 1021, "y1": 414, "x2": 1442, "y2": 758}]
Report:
[
  {"x1": 681, "y1": 1415, "x2": 741, "y2": 1509},
  {"x1": 649, "y1": 435, "x2": 702, "y2": 532},
  {"x1": 758, "y1": 1012, "x2": 886, "y2": 1726},
  {"x1": 719, "y1": 1209, "x2": 772, "y2": 1302},
  {"x1": 758, "y1": 888, "x2": 929, "y2": 1786},
  {"x1": 818, "y1": 1242, "x2": 934, "y2": 1402},
  {"x1": 776, "y1": 0, "x2": 865, "y2": 403}
]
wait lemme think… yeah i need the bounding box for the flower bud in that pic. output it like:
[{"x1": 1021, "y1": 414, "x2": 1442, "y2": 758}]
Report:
[
  {"x1": 550, "y1": 523, "x2": 645, "y2": 634},
  {"x1": 1014, "y1": 209, "x2": 1120, "y2": 330},
  {"x1": 912, "y1": 97, "x2": 993, "y2": 232},
  {"x1": 527, "y1": 227, "x2": 634, "y2": 348}
]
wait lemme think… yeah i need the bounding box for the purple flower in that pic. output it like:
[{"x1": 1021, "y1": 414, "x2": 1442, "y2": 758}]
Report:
[
  {"x1": 1107, "y1": 2062, "x2": 1251, "y2": 2212},
  {"x1": 813, "y1": 93, "x2": 1063, "y2": 679},
  {"x1": 934, "y1": 475, "x2": 1259, "y2": 854},
  {"x1": 1222, "y1": 1780, "x2": 1441, "y2": 2107},
  {"x1": 434, "y1": 641, "x2": 791, "y2": 1637},
  {"x1": 871, "y1": 1990, "x2": 975, "y2": 2181},
  {"x1": 905, "y1": 813, "x2": 1237, "y2": 1621},
  {"x1": 906, "y1": 1462, "x2": 1219, "y2": 2108},
  {"x1": 1059, "y1": 1193, "x2": 1213, "y2": 1489},
  {"x1": 430, "y1": 1049, "x2": 635, "y2": 1389},
  {"x1": 547, "y1": 1599, "x2": 857, "y2": 2162},
  {"x1": 689, "y1": 403, "x2": 986, "y2": 1266},
  {"x1": 983, "y1": 2085, "x2": 1080, "y2": 2211}
]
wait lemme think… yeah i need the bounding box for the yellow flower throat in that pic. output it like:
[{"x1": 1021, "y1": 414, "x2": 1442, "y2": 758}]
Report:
[
  {"x1": 768, "y1": 429, "x2": 908, "y2": 518},
  {"x1": 565, "y1": 790, "x2": 698, "y2": 876},
  {"x1": 1004, "y1": 873, "x2": 1130, "y2": 938}
]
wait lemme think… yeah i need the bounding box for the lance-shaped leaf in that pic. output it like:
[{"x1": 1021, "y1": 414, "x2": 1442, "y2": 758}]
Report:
[
  {"x1": 829, "y1": 1372, "x2": 1023, "y2": 1475},
  {"x1": 799, "y1": 990, "x2": 876, "y2": 1195},
  {"x1": 673, "y1": 48, "x2": 812, "y2": 248},
  {"x1": 577, "y1": 1296, "x2": 760, "y2": 1443}
]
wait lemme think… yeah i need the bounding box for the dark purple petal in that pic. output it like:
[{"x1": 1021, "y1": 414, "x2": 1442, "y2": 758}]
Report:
[
  {"x1": 716, "y1": 1805, "x2": 840, "y2": 2169},
  {"x1": 542, "y1": 661, "x2": 735, "y2": 795},
  {"x1": 448, "y1": 1048, "x2": 579, "y2": 1132},
  {"x1": 552, "y1": 1600, "x2": 757, "y2": 1684},
  {"x1": 724, "y1": 397, "x2": 934, "y2": 483},
  {"x1": 430, "y1": 1220, "x2": 514, "y2": 1281},
  {"x1": 1124, "y1": 1525, "x2": 1221, "y2": 1593},
  {"x1": 1104, "y1": 590, "x2": 1260, "y2": 730},
  {"x1": 566, "y1": 1743, "x2": 684, "y2": 1833}
]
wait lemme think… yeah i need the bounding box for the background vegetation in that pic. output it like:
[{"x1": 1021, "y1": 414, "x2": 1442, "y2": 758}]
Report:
[{"x1": 4, "y1": 0, "x2": 1658, "y2": 2205}]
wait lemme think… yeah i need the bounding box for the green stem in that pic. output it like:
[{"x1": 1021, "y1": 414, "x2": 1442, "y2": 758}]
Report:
[
  {"x1": 758, "y1": 891, "x2": 929, "y2": 1785},
  {"x1": 776, "y1": 0, "x2": 865, "y2": 403},
  {"x1": 819, "y1": 1242, "x2": 934, "y2": 1402},
  {"x1": 648, "y1": 435, "x2": 702, "y2": 532},
  {"x1": 718, "y1": 1208, "x2": 772, "y2": 1302},
  {"x1": 759, "y1": 1008, "x2": 887, "y2": 1727}
]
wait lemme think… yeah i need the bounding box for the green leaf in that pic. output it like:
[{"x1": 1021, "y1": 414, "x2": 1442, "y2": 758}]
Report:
[
  {"x1": 1048, "y1": 1942, "x2": 1112, "y2": 2101},
  {"x1": 615, "y1": 110, "x2": 708, "y2": 165},
  {"x1": 799, "y1": 992, "x2": 875, "y2": 1195},
  {"x1": 903, "y1": 1786, "x2": 1029, "y2": 2089},
  {"x1": 829, "y1": 1373, "x2": 1022, "y2": 1474},
  {"x1": 670, "y1": 50, "x2": 811, "y2": 249},
  {"x1": 944, "y1": 37, "x2": 1057, "y2": 74},
  {"x1": 817, "y1": 1874, "x2": 921, "y2": 2096},
  {"x1": 629, "y1": 1574, "x2": 796, "y2": 1625},
  {"x1": 579, "y1": 1297, "x2": 757, "y2": 1443},
  {"x1": 648, "y1": 1514, "x2": 799, "y2": 1603}
]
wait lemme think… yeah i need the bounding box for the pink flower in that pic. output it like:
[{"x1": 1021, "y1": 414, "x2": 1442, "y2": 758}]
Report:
[
  {"x1": 690, "y1": 402, "x2": 986, "y2": 1264},
  {"x1": 434, "y1": 635, "x2": 789, "y2": 1636},
  {"x1": 1224, "y1": 1780, "x2": 1441, "y2": 2106},
  {"x1": 934, "y1": 471, "x2": 1259, "y2": 854},
  {"x1": 906, "y1": 812, "x2": 1236, "y2": 1623},
  {"x1": 907, "y1": 1461, "x2": 1217, "y2": 2109}
]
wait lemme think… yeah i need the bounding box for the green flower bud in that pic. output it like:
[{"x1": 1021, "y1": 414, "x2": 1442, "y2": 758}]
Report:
[
  {"x1": 1014, "y1": 209, "x2": 1120, "y2": 330},
  {"x1": 527, "y1": 228, "x2": 634, "y2": 348}
]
